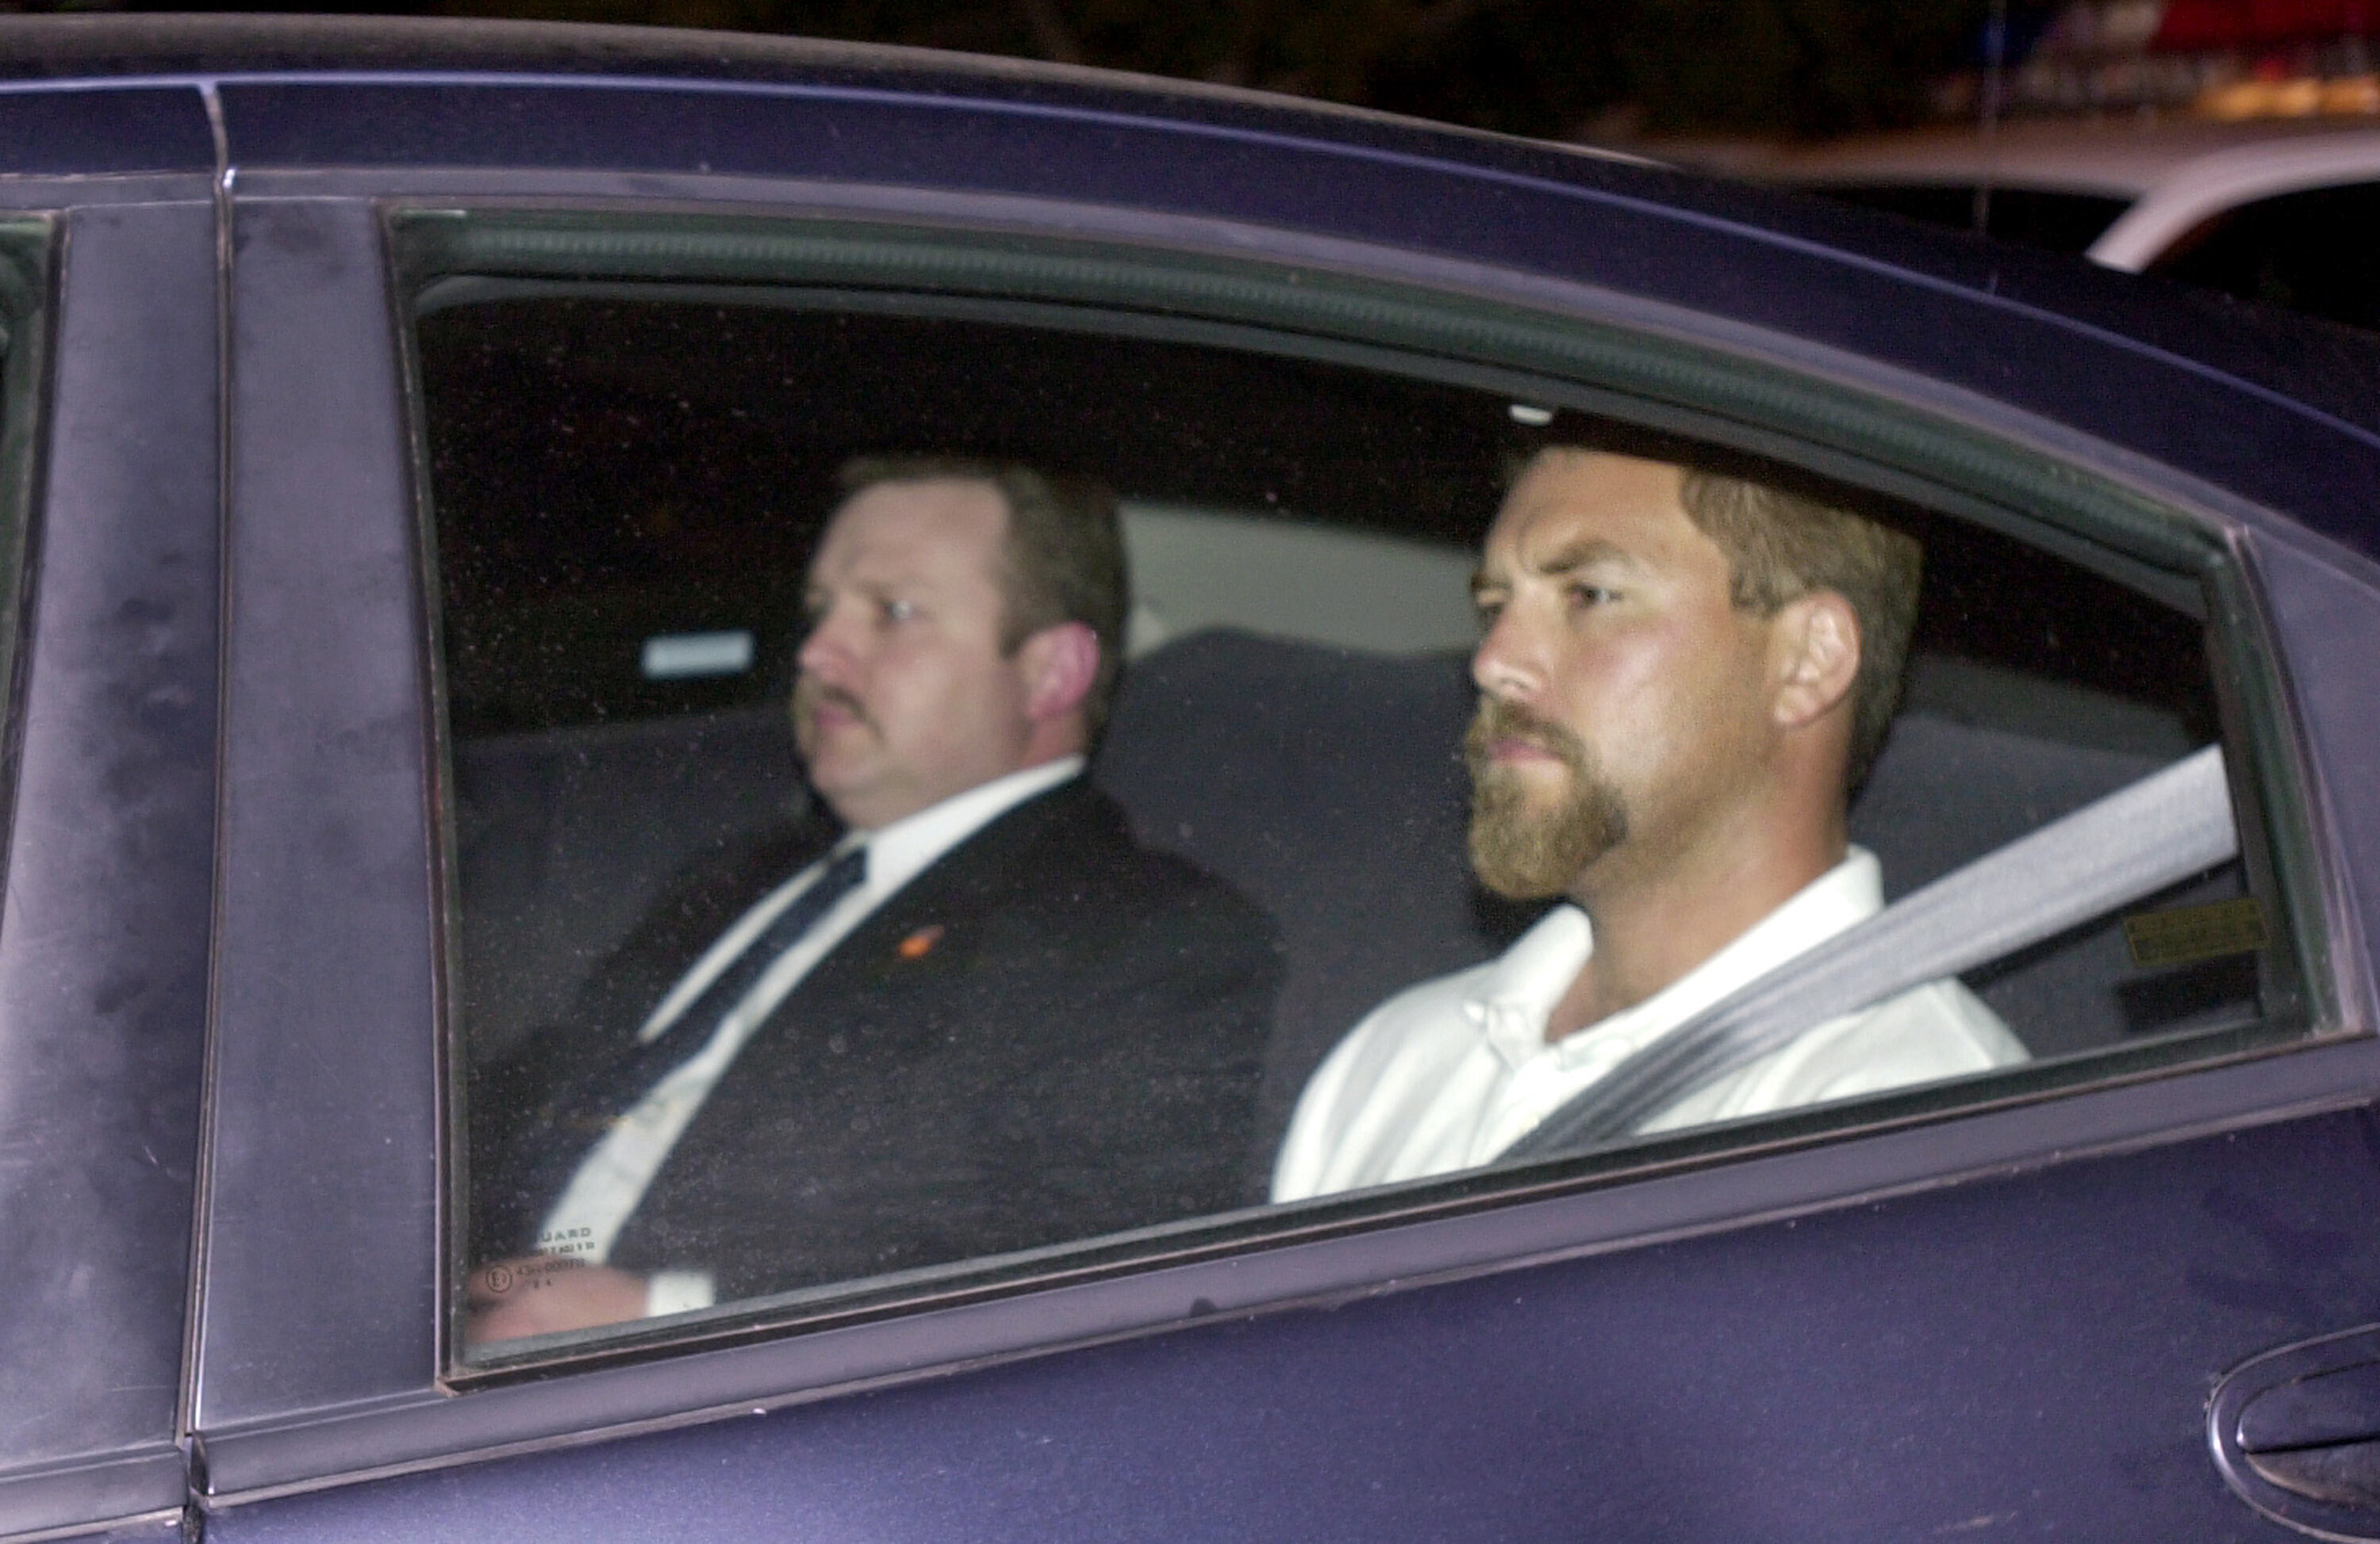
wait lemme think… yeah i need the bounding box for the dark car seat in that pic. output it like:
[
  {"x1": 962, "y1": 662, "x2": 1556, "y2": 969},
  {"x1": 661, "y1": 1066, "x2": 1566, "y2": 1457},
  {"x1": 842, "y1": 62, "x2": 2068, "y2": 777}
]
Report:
[{"x1": 452, "y1": 709, "x2": 811, "y2": 1062}]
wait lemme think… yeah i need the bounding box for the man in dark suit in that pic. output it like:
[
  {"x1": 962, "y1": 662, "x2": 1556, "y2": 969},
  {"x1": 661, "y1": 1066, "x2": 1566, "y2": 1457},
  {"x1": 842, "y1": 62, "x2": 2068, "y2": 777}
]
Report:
[{"x1": 468, "y1": 459, "x2": 1279, "y2": 1342}]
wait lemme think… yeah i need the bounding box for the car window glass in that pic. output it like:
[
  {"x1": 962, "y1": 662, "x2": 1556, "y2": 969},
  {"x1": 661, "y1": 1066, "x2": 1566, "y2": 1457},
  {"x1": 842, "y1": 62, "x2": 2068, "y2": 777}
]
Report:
[
  {"x1": 407, "y1": 220, "x2": 2317, "y2": 1373},
  {"x1": 0, "y1": 222, "x2": 43, "y2": 709},
  {"x1": 2152, "y1": 180, "x2": 2380, "y2": 332},
  {"x1": 0, "y1": 218, "x2": 64, "y2": 1472}
]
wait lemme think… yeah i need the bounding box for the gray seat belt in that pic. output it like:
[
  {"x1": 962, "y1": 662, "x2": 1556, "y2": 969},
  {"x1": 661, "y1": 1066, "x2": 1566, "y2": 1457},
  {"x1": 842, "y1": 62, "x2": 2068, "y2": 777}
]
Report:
[{"x1": 1501, "y1": 743, "x2": 2237, "y2": 1162}]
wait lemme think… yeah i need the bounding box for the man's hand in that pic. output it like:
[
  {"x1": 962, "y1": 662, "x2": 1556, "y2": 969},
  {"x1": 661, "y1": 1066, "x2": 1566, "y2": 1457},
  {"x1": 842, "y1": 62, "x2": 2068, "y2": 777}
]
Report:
[{"x1": 466, "y1": 1254, "x2": 649, "y2": 1346}]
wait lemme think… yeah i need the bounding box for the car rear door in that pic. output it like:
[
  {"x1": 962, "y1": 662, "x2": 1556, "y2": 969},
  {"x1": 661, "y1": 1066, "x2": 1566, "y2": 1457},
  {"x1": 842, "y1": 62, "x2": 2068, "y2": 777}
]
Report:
[{"x1": 179, "y1": 56, "x2": 2380, "y2": 1544}]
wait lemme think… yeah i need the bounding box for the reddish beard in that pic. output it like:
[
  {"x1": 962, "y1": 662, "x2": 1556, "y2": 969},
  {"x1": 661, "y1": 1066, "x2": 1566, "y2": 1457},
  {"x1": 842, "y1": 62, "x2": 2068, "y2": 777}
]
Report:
[{"x1": 1464, "y1": 697, "x2": 1628, "y2": 901}]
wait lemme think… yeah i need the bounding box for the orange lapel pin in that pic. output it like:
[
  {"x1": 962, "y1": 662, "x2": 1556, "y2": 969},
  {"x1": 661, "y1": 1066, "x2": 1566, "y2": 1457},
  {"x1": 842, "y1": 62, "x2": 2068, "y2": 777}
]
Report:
[{"x1": 897, "y1": 924, "x2": 945, "y2": 961}]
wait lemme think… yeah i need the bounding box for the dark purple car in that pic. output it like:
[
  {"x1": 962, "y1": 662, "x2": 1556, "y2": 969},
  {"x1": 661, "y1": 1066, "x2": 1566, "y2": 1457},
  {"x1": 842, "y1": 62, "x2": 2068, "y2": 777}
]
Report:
[{"x1": 3, "y1": 14, "x2": 2379, "y2": 1542}]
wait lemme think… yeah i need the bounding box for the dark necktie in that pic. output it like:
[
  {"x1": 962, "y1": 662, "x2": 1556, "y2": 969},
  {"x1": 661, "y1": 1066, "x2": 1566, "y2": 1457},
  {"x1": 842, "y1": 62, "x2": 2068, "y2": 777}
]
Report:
[
  {"x1": 639, "y1": 841, "x2": 871, "y2": 1066},
  {"x1": 552, "y1": 843, "x2": 871, "y2": 1154}
]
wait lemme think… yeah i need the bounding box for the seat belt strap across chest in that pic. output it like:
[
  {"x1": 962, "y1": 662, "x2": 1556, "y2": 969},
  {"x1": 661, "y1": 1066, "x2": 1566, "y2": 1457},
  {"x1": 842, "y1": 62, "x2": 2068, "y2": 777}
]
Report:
[{"x1": 1501, "y1": 743, "x2": 2238, "y2": 1161}]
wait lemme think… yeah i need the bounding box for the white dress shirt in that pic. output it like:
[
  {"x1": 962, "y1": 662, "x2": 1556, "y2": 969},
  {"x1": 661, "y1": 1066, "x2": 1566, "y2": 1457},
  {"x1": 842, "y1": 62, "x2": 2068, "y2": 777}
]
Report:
[
  {"x1": 538, "y1": 755, "x2": 1084, "y2": 1314},
  {"x1": 1272, "y1": 847, "x2": 2027, "y2": 1202}
]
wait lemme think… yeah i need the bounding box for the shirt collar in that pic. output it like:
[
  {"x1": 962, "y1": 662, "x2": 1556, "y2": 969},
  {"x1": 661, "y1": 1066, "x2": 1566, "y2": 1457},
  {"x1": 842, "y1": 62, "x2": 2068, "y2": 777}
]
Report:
[
  {"x1": 849, "y1": 755, "x2": 1084, "y2": 897},
  {"x1": 1465, "y1": 847, "x2": 1885, "y2": 1070}
]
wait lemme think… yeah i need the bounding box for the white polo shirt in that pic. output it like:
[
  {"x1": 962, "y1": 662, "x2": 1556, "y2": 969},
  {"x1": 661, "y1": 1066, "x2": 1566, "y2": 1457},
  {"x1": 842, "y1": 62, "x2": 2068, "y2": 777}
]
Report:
[{"x1": 1272, "y1": 847, "x2": 2027, "y2": 1202}]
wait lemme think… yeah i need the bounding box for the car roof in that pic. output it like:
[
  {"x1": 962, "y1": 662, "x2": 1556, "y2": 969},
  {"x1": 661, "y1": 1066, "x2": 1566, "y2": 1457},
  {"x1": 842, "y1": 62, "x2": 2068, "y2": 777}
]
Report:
[
  {"x1": 0, "y1": 11, "x2": 1649, "y2": 163},
  {"x1": 8, "y1": 13, "x2": 2380, "y2": 557}
]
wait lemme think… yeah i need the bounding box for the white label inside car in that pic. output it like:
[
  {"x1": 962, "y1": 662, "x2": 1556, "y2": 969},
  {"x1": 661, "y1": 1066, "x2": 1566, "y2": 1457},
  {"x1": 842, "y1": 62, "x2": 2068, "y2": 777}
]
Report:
[{"x1": 640, "y1": 630, "x2": 755, "y2": 679}]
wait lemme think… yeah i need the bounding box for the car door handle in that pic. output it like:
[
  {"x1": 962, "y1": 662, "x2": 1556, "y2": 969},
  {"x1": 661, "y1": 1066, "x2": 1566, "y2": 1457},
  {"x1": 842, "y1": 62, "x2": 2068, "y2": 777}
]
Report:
[
  {"x1": 2240, "y1": 1350, "x2": 2380, "y2": 1508},
  {"x1": 2213, "y1": 1324, "x2": 2380, "y2": 1536}
]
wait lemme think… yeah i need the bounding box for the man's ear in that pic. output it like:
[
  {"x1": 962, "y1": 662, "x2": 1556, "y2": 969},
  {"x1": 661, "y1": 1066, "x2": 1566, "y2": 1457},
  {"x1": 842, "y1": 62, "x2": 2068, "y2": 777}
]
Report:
[
  {"x1": 1017, "y1": 620, "x2": 1101, "y2": 724},
  {"x1": 1770, "y1": 590, "x2": 1860, "y2": 732}
]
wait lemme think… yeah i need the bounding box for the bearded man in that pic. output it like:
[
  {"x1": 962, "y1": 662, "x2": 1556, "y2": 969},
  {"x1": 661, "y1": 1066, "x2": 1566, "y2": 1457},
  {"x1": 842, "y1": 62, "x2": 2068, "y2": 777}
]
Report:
[{"x1": 1271, "y1": 444, "x2": 2024, "y2": 1201}]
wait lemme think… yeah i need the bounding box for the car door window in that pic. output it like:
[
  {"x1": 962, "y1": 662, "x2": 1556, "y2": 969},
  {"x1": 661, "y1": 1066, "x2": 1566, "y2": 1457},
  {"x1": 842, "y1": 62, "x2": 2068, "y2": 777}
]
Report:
[{"x1": 399, "y1": 210, "x2": 2327, "y2": 1375}]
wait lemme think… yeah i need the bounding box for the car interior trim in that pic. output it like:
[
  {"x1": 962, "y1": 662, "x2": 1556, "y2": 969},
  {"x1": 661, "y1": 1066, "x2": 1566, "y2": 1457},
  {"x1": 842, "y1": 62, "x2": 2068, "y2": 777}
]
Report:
[{"x1": 392, "y1": 210, "x2": 2228, "y2": 583}]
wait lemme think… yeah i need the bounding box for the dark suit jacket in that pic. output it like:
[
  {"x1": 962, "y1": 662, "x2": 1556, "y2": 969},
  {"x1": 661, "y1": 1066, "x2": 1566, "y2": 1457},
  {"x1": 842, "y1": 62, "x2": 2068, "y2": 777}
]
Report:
[{"x1": 472, "y1": 778, "x2": 1280, "y2": 1302}]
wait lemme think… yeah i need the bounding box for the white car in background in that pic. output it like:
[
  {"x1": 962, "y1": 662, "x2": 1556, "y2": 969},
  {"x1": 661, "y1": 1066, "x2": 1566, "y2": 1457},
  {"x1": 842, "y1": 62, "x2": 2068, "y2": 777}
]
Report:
[{"x1": 1660, "y1": 117, "x2": 2380, "y2": 329}]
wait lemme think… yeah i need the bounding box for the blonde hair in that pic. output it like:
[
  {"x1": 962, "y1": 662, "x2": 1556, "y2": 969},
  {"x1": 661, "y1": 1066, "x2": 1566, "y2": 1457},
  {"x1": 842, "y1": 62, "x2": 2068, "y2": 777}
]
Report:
[{"x1": 1676, "y1": 467, "x2": 1923, "y2": 787}]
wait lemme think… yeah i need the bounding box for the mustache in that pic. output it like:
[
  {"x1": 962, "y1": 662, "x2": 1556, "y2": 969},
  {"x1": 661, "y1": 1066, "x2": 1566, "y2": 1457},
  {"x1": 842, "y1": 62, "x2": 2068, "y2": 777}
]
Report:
[
  {"x1": 1464, "y1": 697, "x2": 1586, "y2": 771},
  {"x1": 793, "y1": 675, "x2": 876, "y2": 734}
]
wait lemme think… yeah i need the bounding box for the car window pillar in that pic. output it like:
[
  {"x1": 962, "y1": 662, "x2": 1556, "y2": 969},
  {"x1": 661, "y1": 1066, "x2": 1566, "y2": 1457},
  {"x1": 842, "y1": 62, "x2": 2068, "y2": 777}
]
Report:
[
  {"x1": 0, "y1": 198, "x2": 218, "y2": 1538},
  {"x1": 190, "y1": 196, "x2": 441, "y2": 1430}
]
